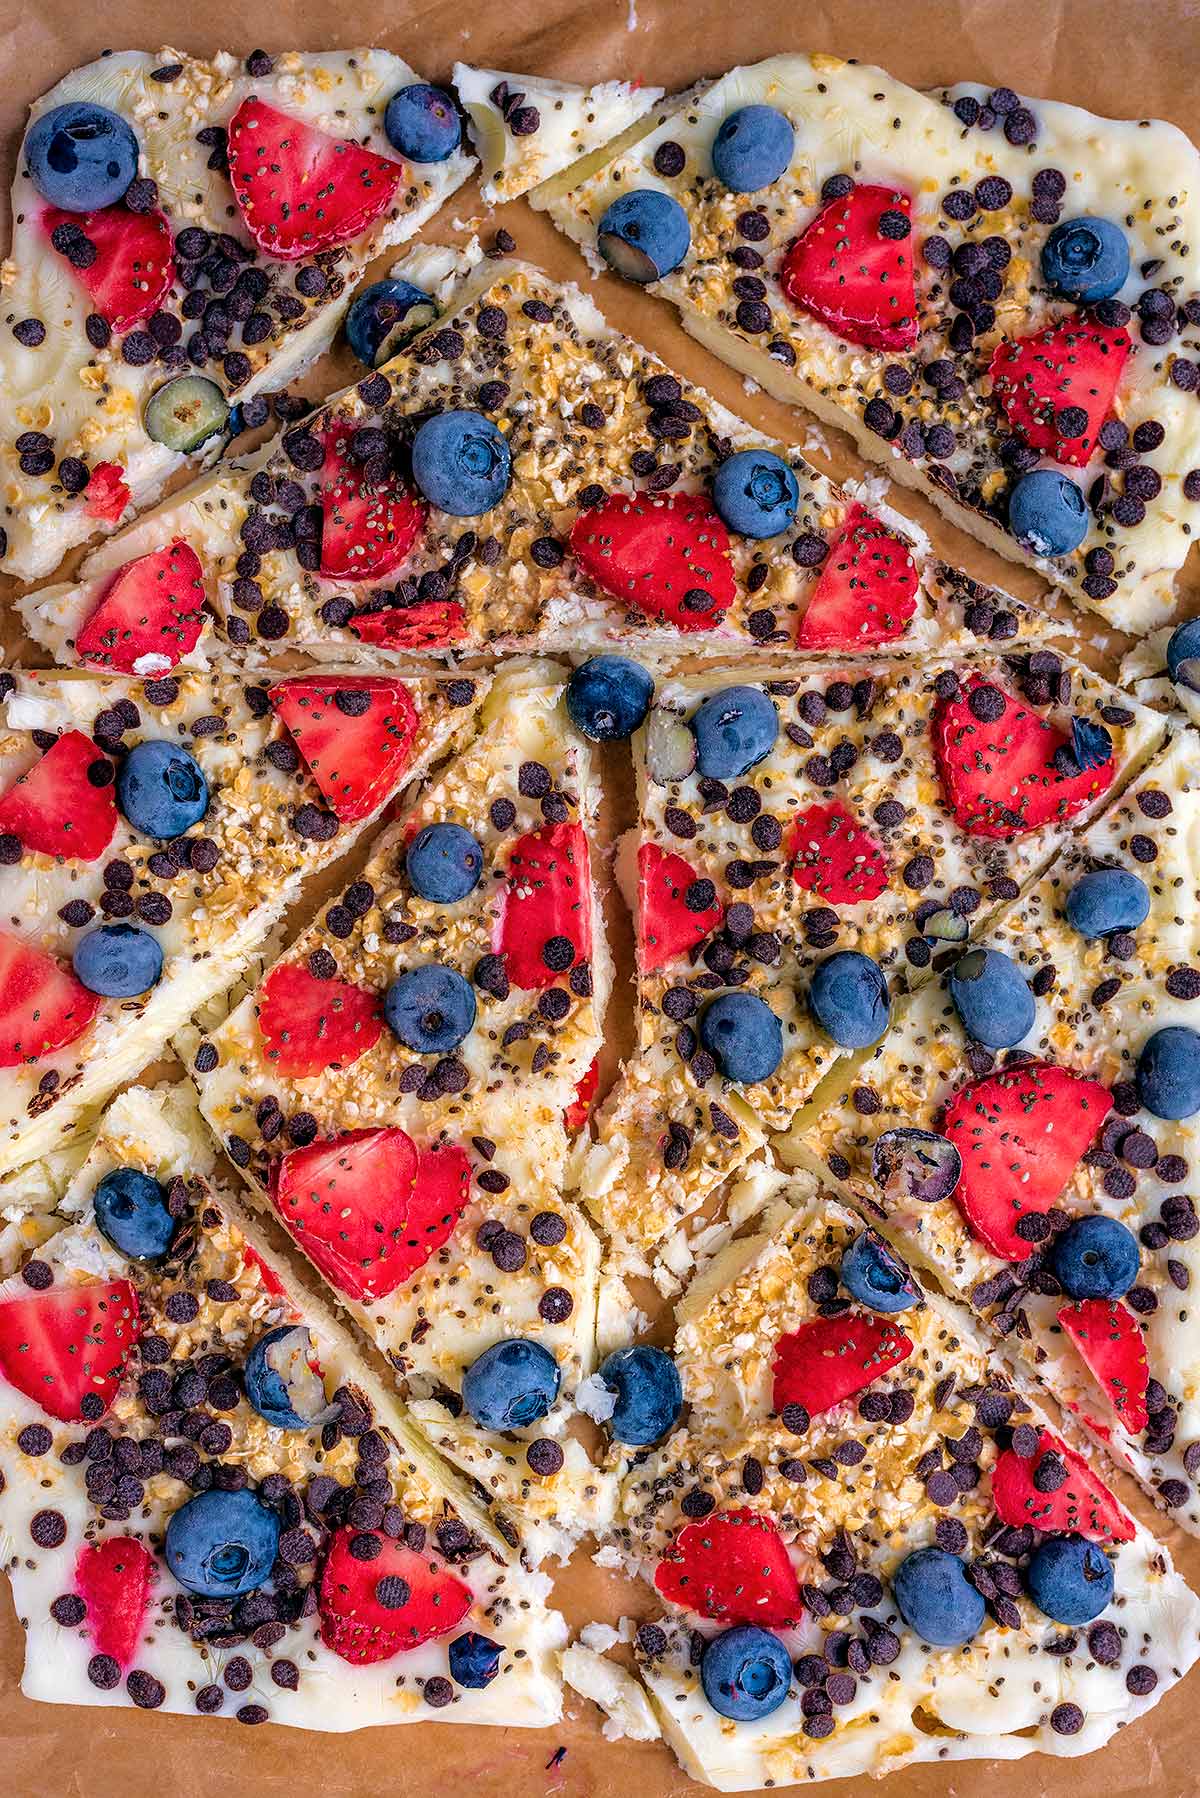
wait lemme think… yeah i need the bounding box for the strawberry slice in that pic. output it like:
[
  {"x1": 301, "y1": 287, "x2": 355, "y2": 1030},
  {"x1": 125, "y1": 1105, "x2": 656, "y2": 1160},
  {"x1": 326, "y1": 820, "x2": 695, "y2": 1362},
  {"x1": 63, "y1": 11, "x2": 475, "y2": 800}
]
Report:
[
  {"x1": 654, "y1": 1508, "x2": 803, "y2": 1626},
  {"x1": 941, "y1": 1063, "x2": 1111, "y2": 1261},
  {"x1": 0, "y1": 731, "x2": 116, "y2": 861},
  {"x1": 788, "y1": 801, "x2": 888, "y2": 904},
  {"x1": 0, "y1": 932, "x2": 101, "y2": 1067},
  {"x1": 496, "y1": 823, "x2": 593, "y2": 991},
  {"x1": 348, "y1": 599, "x2": 468, "y2": 649},
  {"x1": 991, "y1": 1427, "x2": 1134, "y2": 1544},
  {"x1": 85, "y1": 464, "x2": 131, "y2": 524},
  {"x1": 796, "y1": 505, "x2": 919, "y2": 648},
  {"x1": 241, "y1": 1244, "x2": 288, "y2": 1300},
  {"x1": 0, "y1": 1279, "x2": 140, "y2": 1421},
  {"x1": 933, "y1": 673, "x2": 1114, "y2": 839},
  {"x1": 319, "y1": 1527, "x2": 471, "y2": 1663},
  {"x1": 637, "y1": 842, "x2": 724, "y2": 972},
  {"x1": 75, "y1": 1537, "x2": 155, "y2": 1667},
  {"x1": 268, "y1": 675, "x2": 420, "y2": 824},
  {"x1": 227, "y1": 98, "x2": 404, "y2": 261},
  {"x1": 42, "y1": 204, "x2": 173, "y2": 332},
  {"x1": 74, "y1": 541, "x2": 206, "y2": 674},
  {"x1": 564, "y1": 1055, "x2": 600, "y2": 1133},
  {"x1": 257, "y1": 961, "x2": 383, "y2": 1077},
  {"x1": 772, "y1": 1312, "x2": 913, "y2": 1416},
  {"x1": 990, "y1": 314, "x2": 1130, "y2": 467},
  {"x1": 1058, "y1": 1299, "x2": 1149, "y2": 1433},
  {"x1": 569, "y1": 492, "x2": 736, "y2": 631},
  {"x1": 319, "y1": 428, "x2": 427, "y2": 583},
  {"x1": 780, "y1": 183, "x2": 919, "y2": 352}
]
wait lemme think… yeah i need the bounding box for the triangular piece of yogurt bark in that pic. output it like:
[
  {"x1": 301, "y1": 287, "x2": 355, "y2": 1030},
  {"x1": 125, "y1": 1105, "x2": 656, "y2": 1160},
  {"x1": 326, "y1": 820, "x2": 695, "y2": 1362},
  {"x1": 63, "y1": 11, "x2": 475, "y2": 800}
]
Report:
[
  {"x1": 535, "y1": 54, "x2": 1200, "y2": 632},
  {"x1": 595, "y1": 1159, "x2": 1200, "y2": 1789},
  {"x1": 0, "y1": 1083, "x2": 565, "y2": 1726},
  {"x1": 576, "y1": 650, "x2": 1164, "y2": 1281},
  {"x1": 452, "y1": 65, "x2": 663, "y2": 205},
  {"x1": 0, "y1": 48, "x2": 474, "y2": 582},
  {"x1": 784, "y1": 728, "x2": 1200, "y2": 1535},
  {"x1": 0, "y1": 666, "x2": 484, "y2": 1175}
]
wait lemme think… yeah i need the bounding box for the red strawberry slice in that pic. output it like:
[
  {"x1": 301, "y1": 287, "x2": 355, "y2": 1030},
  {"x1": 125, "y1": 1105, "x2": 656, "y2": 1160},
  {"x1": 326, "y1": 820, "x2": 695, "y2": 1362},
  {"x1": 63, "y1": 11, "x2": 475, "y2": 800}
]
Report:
[
  {"x1": 796, "y1": 505, "x2": 919, "y2": 648},
  {"x1": 570, "y1": 492, "x2": 736, "y2": 631},
  {"x1": 495, "y1": 823, "x2": 593, "y2": 991},
  {"x1": 74, "y1": 541, "x2": 206, "y2": 674},
  {"x1": 241, "y1": 1244, "x2": 288, "y2": 1300},
  {"x1": 564, "y1": 1055, "x2": 600, "y2": 1133},
  {"x1": 42, "y1": 204, "x2": 173, "y2": 332},
  {"x1": 268, "y1": 675, "x2": 420, "y2": 824},
  {"x1": 0, "y1": 1279, "x2": 140, "y2": 1421},
  {"x1": 1058, "y1": 1299, "x2": 1149, "y2": 1433},
  {"x1": 933, "y1": 673, "x2": 1114, "y2": 839},
  {"x1": 637, "y1": 842, "x2": 724, "y2": 972},
  {"x1": 348, "y1": 599, "x2": 469, "y2": 649},
  {"x1": 941, "y1": 1062, "x2": 1111, "y2": 1261},
  {"x1": 788, "y1": 801, "x2": 887, "y2": 904},
  {"x1": 0, "y1": 731, "x2": 116, "y2": 861},
  {"x1": 85, "y1": 464, "x2": 131, "y2": 524},
  {"x1": 990, "y1": 314, "x2": 1130, "y2": 467},
  {"x1": 654, "y1": 1508, "x2": 803, "y2": 1626},
  {"x1": 75, "y1": 1537, "x2": 155, "y2": 1667},
  {"x1": 257, "y1": 961, "x2": 383, "y2": 1077},
  {"x1": 227, "y1": 98, "x2": 404, "y2": 261},
  {"x1": 0, "y1": 932, "x2": 101, "y2": 1068},
  {"x1": 780, "y1": 183, "x2": 919, "y2": 351},
  {"x1": 771, "y1": 1312, "x2": 913, "y2": 1416},
  {"x1": 991, "y1": 1427, "x2": 1134, "y2": 1544},
  {"x1": 319, "y1": 428, "x2": 427, "y2": 582},
  {"x1": 319, "y1": 1527, "x2": 471, "y2": 1663}
]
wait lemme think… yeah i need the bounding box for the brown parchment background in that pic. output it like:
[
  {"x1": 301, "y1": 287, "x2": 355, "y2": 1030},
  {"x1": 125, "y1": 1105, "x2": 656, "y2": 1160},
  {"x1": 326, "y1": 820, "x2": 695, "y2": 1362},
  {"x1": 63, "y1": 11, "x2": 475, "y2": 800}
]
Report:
[{"x1": 4, "y1": 2, "x2": 1200, "y2": 1793}]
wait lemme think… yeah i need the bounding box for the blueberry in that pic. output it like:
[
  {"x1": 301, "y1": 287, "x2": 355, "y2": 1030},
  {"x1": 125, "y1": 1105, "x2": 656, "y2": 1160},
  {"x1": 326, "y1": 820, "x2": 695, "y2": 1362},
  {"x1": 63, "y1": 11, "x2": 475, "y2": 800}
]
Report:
[
  {"x1": 947, "y1": 947, "x2": 1034, "y2": 1049},
  {"x1": 711, "y1": 450, "x2": 799, "y2": 539},
  {"x1": 448, "y1": 1631, "x2": 503, "y2": 1689},
  {"x1": 1136, "y1": 1024, "x2": 1200, "y2": 1119},
  {"x1": 1008, "y1": 469, "x2": 1088, "y2": 558},
  {"x1": 1065, "y1": 868, "x2": 1150, "y2": 938},
  {"x1": 406, "y1": 822, "x2": 484, "y2": 904},
  {"x1": 117, "y1": 740, "x2": 209, "y2": 838},
  {"x1": 410, "y1": 410, "x2": 511, "y2": 516},
  {"x1": 25, "y1": 102, "x2": 138, "y2": 212},
  {"x1": 244, "y1": 1325, "x2": 339, "y2": 1430},
  {"x1": 165, "y1": 1488, "x2": 280, "y2": 1598},
  {"x1": 384, "y1": 963, "x2": 476, "y2": 1054},
  {"x1": 345, "y1": 278, "x2": 437, "y2": 368},
  {"x1": 872, "y1": 1129, "x2": 963, "y2": 1205},
  {"x1": 92, "y1": 1166, "x2": 174, "y2": 1261},
  {"x1": 596, "y1": 1345, "x2": 683, "y2": 1446},
  {"x1": 808, "y1": 951, "x2": 890, "y2": 1049},
  {"x1": 1051, "y1": 1215, "x2": 1140, "y2": 1301},
  {"x1": 710, "y1": 104, "x2": 794, "y2": 195},
  {"x1": 1025, "y1": 1534, "x2": 1114, "y2": 1626},
  {"x1": 1166, "y1": 617, "x2": 1200, "y2": 695},
  {"x1": 566, "y1": 656, "x2": 654, "y2": 742},
  {"x1": 1041, "y1": 217, "x2": 1130, "y2": 304},
  {"x1": 1071, "y1": 717, "x2": 1112, "y2": 773},
  {"x1": 462, "y1": 1339, "x2": 561, "y2": 1431},
  {"x1": 384, "y1": 84, "x2": 462, "y2": 162},
  {"x1": 700, "y1": 1625, "x2": 792, "y2": 1722},
  {"x1": 840, "y1": 1230, "x2": 920, "y2": 1313},
  {"x1": 597, "y1": 190, "x2": 691, "y2": 284},
  {"x1": 73, "y1": 924, "x2": 163, "y2": 998},
  {"x1": 699, "y1": 991, "x2": 783, "y2": 1084},
  {"x1": 892, "y1": 1548, "x2": 985, "y2": 1647},
  {"x1": 691, "y1": 685, "x2": 779, "y2": 779}
]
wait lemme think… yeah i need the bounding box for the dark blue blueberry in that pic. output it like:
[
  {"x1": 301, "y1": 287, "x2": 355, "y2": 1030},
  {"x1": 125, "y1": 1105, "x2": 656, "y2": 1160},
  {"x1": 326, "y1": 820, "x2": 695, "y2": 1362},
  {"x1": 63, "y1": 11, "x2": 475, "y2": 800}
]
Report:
[
  {"x1": 164, "y1": 1488, "x2": 280, "y2": 1598},
  {"x1": 406, "y1": 822, "x2": 484, "y2": 904},
  {"x1": 449, "y1": 1631, "x2": 503, "y2": 1689},
  {"x1": 1025, "y1": 1534, "x2": 1114, "y2": 1625},
  {"x1": 1041, "y1": 217, "x2": 1130, "y2": 304},
  {"x1": 1166, "y1": 617, "x2": 1200, "y2": 694},
  {"x1": 596, "y1": 1345, "x2": 683, "y2": 1446},
  {"x1": 384, "y1": 84, "x2": 462, "y2": 162},
  {"x1": 712, "y1": 450, "x2": 799, "y2": 539},
  {"x1": 1065, "y1": 868, "x2": 1150, "y2": 939},
  {"x1": 700, "y1": 1625, "x2": 792, "y2": 1722},
  {"x1": 566, "y1": 656, "x2": 654, "y2": 742},
  {"x1": 384, "y1": 963, "x2": 477, "y2": 1054},
  {"x1": 116, "y1": 740, "x2": 209, "y2": 838},
  {"x1": 93, "y1": 1166, "x2": 174, "y2": 1262},
  {"x1": 25, "y1": 102, "x2": 138, "y2": 211},
  {"x1": 1136, "y1": 1025, "x2": 1200, "y2": 1119},
  {"x1": 345, "y1": 278, "x2": 437, "y2": 367},
  {"x1": 691, "y1": 685, "x2": 778, "y2": 779},
  {"x1": 1008, "y1": 469, "x2": 1088, "y2": 557},
  {"x1": 244, "y1": 1325, "x2": 338, "y2": 1430},
  {"x1": 597, "y1": 190, "x2": 691, "y2": 283},
  {"x1": 872, "y1": 1129, "x2": 962, "y2": 1205},
  {"x1": 1051, "y1": 1215, "x2": 1140, "y2": 1301},
  {"x1": 1071, "y1": 717, "x2": 1112, "y2": 772},
  {"x1": 410, "y1": 410, "x2": 511, "y2": 515},
  {"x1": 461, "y1": 1338, "x2": 561, "y2": 1431},
  {"x1": 840, "y1": 1230, "x2": 920, "y2": 1313},
  {"x1": 947, "y1": 947, "x2": 1034, "y2": 1049},
  {"x1": 808, "y1": 951, "x2": 890, "y2": 1049},
  {"x1": 699, "y1": 991, "x2": 783, "y2": 1084},
  {"x1": 73, "y1": 924, "x2": 163, "y2": 997},
  {"x1": 892, "y1": 1547, "x2": 985, "y2": 1646},
  {"x1": 710, "y1": 104, "x2": 794, "y2": 194}
]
